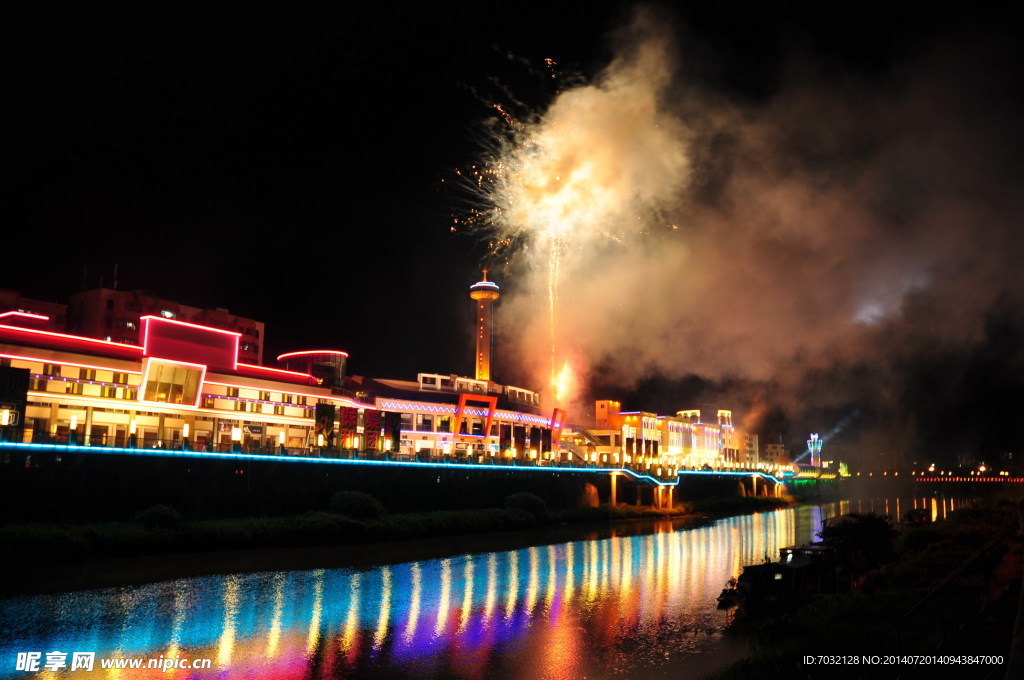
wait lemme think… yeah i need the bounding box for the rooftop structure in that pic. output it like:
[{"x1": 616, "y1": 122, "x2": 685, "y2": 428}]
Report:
[{"x1": 68, "y1": 288, "x2": 266, "y2": 365}]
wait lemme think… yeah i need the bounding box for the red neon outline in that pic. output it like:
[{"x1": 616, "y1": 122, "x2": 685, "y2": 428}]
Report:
[
  {"x1": 276, "y1": 349, "x2": 350, "y2": 360},
  {"x1": 236, "y1": 363, "x2": 313, "y2": 379},
  {"x1": 140, "y1": 316, "x2": 240, "y2": 368},
  {"x1": 550, "y1": 408, "x2": 566, "y2": 450},
  {"x1": 0, "y1": 311, "x2": 50, "y2": 321},
  {"x1": 0, "y1": 353, "x2": 142, "y2": 374},
  {"x1": 139, "y1": 357, "x2": 208, "y2": 408},
  {"x1": 453, "y1": 393, "x2": 498, "y2": 440},
  {"x1": 0, "y1": 324, "x2": 144, "y2": 350}
]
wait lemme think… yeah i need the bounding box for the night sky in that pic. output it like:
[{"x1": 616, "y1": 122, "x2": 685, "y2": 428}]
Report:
[{"x1": 7, "y1": 3, "x2": 1024, "y2": 463}]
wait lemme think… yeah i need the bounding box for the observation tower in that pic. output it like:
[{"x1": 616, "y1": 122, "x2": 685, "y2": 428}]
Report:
[{"x1": 469, "y1": 270, "x2": 500, "y2": 381}]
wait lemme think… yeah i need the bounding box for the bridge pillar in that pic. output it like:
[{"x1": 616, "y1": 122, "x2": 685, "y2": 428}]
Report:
[{"x1": 610, "y1": 472, "x2": 618, "y2": 506}]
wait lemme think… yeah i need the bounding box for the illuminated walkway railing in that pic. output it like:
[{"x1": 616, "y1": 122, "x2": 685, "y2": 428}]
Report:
[{"x1": 0, "y1": 440, "x2": 788, "y2": 488}]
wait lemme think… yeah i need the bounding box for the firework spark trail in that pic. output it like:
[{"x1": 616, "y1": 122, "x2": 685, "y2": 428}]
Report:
[{"x1": 548, "y1": 235, "x2": 560, "y2": 395}]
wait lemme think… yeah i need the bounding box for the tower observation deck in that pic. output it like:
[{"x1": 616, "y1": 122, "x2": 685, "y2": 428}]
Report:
[{"x1": 469, "y1": 270, "x2": 500, "y2": 382}]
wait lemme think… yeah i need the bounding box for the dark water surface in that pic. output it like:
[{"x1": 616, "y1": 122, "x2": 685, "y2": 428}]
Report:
[{"x1": 0, "y1": 497, "x2": 965, "y2": 679}]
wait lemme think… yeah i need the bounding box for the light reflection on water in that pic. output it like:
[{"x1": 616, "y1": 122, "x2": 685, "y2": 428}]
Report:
[{"x1": 0, "y1": 497, "x2": 965, "y2": 679}]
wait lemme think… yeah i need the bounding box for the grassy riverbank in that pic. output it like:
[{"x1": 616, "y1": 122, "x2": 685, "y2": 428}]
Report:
[
  {"x1": 705, "y1": 499, "x2": 1023, "y2": 680},
  {"x1": 1, "y1": 494, "x2": 790, "y2": 597}
]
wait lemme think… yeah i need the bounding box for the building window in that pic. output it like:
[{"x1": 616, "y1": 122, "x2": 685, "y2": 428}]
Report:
[{"x1": 140, "y1": 359, "x2": 203, "y2": 406}]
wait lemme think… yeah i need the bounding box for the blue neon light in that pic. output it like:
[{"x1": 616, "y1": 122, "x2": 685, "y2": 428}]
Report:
[{"x1": 0, "y1": 442, "x2": 786, "y2": 487}]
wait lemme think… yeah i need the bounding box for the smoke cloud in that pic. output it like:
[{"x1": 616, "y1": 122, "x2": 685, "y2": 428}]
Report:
[{"x1": 485, "y1": 6, "x2": 1024, "y2": 461}]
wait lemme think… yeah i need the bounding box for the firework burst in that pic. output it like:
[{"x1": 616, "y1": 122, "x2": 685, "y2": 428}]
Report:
[{"x1": 452, "y1": 13, "x2": 689, "y2": 408}]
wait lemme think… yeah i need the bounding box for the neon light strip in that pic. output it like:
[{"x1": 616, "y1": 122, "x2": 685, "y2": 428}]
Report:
[
  {"x1": 236, "y1": 363, "x2": 313, "y2": 379},
  {"x1": 379, "y1": 400, "x2": 458, "y2": 415},
  {"x1": 201, "y1": 392, "x2": 312, "y2": 410},
  {"x1": 404, "y1": 430, "x2": 490, "y2": 438},
  {"x1": 914, "y1": 477, "x2": 1023, "y2": 483},
  {"x1": 30, "y1": 375, "x2": 134, "y2": 389},
  {"x1": 24, "y1": 391, "x2": 315, "y2": 425},
  {"x1": 202, "y1": 380, "x2": 362, "y2": 406},
  {"x1": 276, "y1": 350, "x2": 350, "y2": 360},
  {"x1": 0, "y1": 311, "x2": 50, "y2": 321},
  {"x1": 377, "y1": 399, "x2": 549, "y2": 424},
  {"x1": 1, "y1": 353, "x2": 142, "y2": 374},
  {"x1": 0, "y1": 442, "x2": 786, "y2": 487},
  {"x1": 0, "y1": 324, "x2": 144, "y2": 350},
  {"x1": 496, "y1": 412, "x2": 551, "y2": 425}
]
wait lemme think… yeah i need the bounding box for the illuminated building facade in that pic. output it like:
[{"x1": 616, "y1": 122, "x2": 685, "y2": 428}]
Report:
[
  {"x1": 0, "y1": 310, "x2": 561, "y2": 463},
  {"x1": 579, "y1": 400, "x2": 789, "y2": 475},
  {"x1": 761, "y1": 442, "x2": 791, "y2": 467},
  {"x1": 347, "y1": 372, "x2": 565, "y2": 461},
  {"x1": 0, "y1": 312, "x2": 362, "y2": 451},
  {"x1": 0, "y1": 283, "x2": 781, "y2": 484}
]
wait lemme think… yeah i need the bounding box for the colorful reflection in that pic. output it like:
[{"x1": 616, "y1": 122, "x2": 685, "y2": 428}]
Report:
[{"x1": 0, "y1": 498, "x2": 957, "y2": 679}]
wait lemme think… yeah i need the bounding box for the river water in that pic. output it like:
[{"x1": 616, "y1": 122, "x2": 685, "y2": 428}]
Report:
[{"x1": 0, "y1": 496, "x2": 965, "y2": 679}]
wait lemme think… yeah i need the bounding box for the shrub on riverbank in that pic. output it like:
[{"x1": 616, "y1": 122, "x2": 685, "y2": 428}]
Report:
[
  {"x1": 503, "y1": 492, "x2": 550, "y2": 520},
  {"x1": 328, "y1": 490, "x2": 385, "y2": 520},
  {"x1": 132, "y1": 504, "x2": 182, "y2": 529}
]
